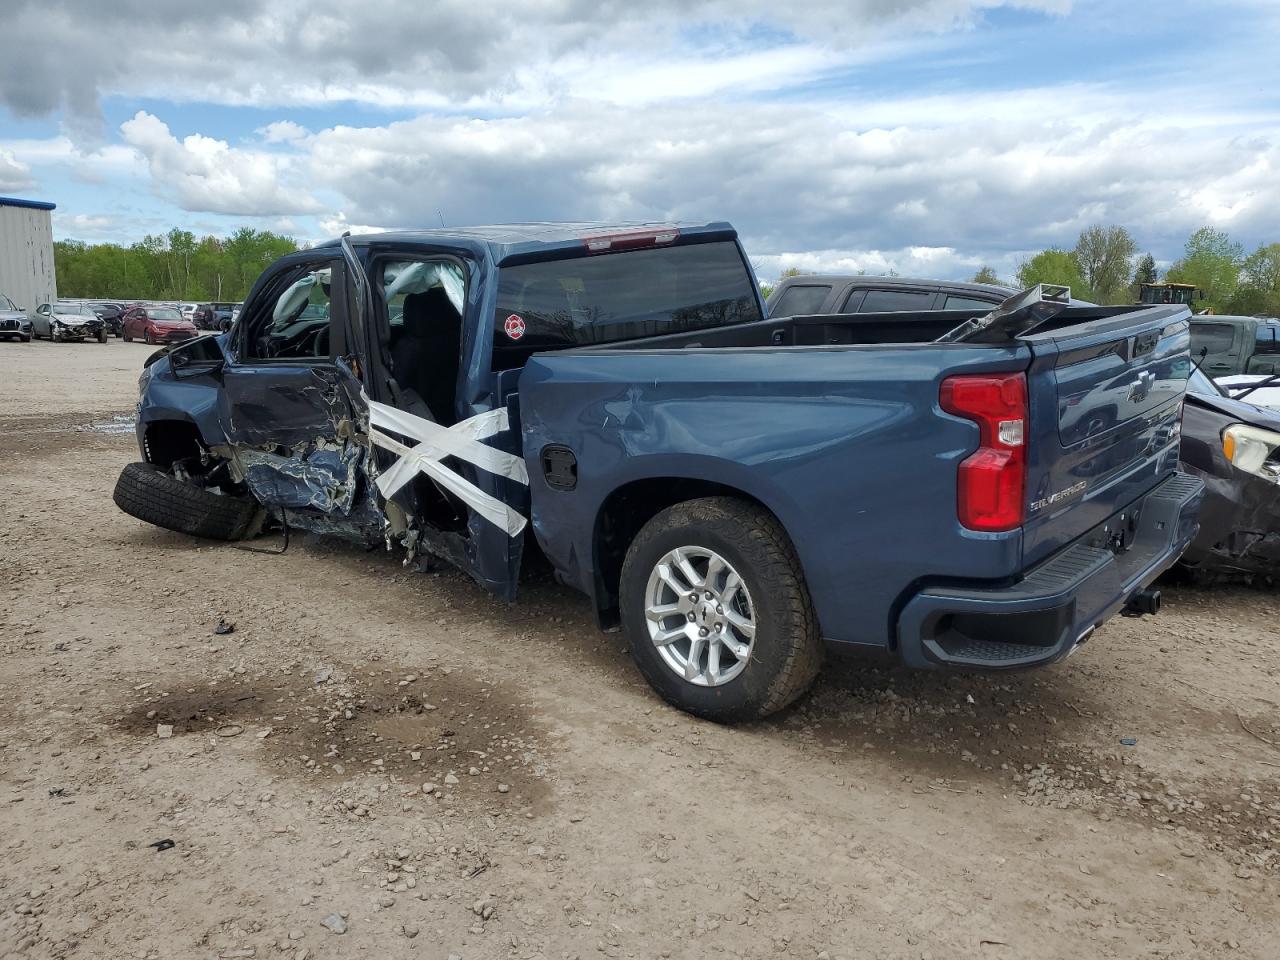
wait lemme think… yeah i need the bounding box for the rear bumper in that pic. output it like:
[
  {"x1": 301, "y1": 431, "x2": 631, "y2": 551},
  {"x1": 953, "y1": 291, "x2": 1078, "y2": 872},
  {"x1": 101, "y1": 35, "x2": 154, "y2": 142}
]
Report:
[{"x1": 897, "y1": 472, "x2": 1204, "y2": 670}]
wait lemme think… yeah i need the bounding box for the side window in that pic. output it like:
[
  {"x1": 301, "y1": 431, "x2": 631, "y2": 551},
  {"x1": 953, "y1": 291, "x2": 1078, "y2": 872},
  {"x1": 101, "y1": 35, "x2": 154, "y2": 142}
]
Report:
[
  {"x1": 381, "y1": 259, "x2": 466, "y2": 335},
  {"x1": 244, "y1": 262, "x2": 338, "y2": 362},
  {"x1": 943, "y1": 295, "x2": 999, "y2": 311},
  {"x1": 1190, "y1": 323, "x2": 1237, "y2": 356},
  {"x1": 770, "y1": 284, "x2": 831, "y2": 317},
  {"x1": 1253, "y1": 325, "x2": 1278, "y2": 354},
  {"x1": 37, "y1": 304, "x2": 49, "y2": 315},
  {"x1": 858, "y1": 289, "x2": 935, "y2": 312}
]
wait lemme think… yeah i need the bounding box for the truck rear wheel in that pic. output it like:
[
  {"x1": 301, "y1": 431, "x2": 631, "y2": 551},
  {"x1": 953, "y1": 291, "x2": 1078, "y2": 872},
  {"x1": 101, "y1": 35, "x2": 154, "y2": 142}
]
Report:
[
  {"x1": 113, "y1": 462, "x2": 260, "y2": 541},
  {"x1": 619, "y1": 497, "x2": 822, "y2": 722}
]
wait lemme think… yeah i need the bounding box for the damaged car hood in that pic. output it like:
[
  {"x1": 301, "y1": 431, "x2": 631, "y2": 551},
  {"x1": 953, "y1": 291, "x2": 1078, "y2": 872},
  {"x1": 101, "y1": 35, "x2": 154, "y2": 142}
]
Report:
[{"x1": 1186, "y1": 389, "x2": 1280, "y2": 431}]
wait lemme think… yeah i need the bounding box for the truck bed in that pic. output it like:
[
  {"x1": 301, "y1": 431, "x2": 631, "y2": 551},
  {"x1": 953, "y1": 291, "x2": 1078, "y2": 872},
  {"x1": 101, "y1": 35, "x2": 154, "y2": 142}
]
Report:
[{"x1": 596, "y1": 304, "x2": 1167, "y2": 351}]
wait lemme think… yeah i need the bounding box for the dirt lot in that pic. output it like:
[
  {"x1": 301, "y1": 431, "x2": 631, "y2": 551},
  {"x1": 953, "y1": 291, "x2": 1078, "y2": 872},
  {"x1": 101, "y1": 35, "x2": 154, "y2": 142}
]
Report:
[{"x1": 1, "y1": 338, "x2": 1278, "y2": 960}]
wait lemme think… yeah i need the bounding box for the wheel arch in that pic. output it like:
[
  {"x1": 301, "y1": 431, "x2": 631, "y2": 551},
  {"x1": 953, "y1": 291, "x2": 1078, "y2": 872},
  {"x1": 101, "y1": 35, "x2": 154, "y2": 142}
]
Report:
[
  {"x1": 589, "y1": 473, "x2": 807, "y2": 628},
  {"x1": 140, "y1": 418, "x2": 207, "y2": 469}
]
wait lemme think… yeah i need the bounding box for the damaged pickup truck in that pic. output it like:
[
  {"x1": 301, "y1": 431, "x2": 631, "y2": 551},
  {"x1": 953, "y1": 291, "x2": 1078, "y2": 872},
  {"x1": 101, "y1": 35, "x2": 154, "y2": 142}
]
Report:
[{"x1": 116, "y1": 222, "x2": 1203, "y2": 721}]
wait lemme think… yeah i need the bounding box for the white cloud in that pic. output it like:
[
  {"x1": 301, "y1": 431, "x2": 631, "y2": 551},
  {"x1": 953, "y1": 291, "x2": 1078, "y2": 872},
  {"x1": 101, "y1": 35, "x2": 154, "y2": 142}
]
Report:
[
  {"x1": 0, "y1": 0, "x2": 1072, "y2": 119},
  {"x1": 0, "y1": 149, "x2": 35, "y2": 192},
  {"x1": 258, "y1": 121, "x2": 310, "y2": 144},
  {"x1": 292, "y1": 96, "x2": 1280, "y2": 277},
  {"x1": 120, "y1": 111, "x2": 323, "y2": 215}
]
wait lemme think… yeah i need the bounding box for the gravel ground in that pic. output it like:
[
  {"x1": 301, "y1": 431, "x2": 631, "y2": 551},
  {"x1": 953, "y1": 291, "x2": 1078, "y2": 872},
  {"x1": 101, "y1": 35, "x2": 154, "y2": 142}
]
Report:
[{"x1": 1, "y1": 338, "x2": 1278, "y2": 960}]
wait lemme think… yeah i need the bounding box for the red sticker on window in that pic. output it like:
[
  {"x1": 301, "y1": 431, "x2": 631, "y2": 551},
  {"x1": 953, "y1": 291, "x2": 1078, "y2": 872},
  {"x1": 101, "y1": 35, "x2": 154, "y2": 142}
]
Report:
[{"x1": 504, "y1": 313, "x2": 526, "y2": 341}]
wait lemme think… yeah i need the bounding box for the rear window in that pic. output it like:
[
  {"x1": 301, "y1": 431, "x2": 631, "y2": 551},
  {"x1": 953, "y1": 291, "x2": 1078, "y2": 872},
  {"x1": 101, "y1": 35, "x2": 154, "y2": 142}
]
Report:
[
  {"x1": 493, "y1": 241, "x2": 760, "y2": 360},
  {"x1": 770, "y1": 284, "x2": 830, "y2": 317},
  {"x1": 1191, "y1": 323, "x2": 1236, "y2": 355},
  {"x1": 858, "y1": 289, "x2": 935, "y2": 312}
]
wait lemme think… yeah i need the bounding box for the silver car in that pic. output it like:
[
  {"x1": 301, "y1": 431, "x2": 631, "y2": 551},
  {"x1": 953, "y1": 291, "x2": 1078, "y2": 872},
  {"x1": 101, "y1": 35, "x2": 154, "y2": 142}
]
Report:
[
  {"x1": 30, "y1": 301, "x2": 108, "y2": 343},
  {"x1": 0, "y1": 293, "x2": 32, "y2": 342}
]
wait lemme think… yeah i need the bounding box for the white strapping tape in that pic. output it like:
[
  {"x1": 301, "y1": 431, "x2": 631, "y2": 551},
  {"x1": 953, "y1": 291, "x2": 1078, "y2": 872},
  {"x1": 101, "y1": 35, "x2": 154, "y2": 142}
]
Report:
[{"x1": 366, "y1": 399, "x2": 528, "y2": 538}]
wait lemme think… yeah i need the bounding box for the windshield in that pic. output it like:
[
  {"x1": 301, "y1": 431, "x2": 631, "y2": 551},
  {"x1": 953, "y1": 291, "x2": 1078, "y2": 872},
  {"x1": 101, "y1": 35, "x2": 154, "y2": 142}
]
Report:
[
  {"x1": 1188, "y1": 367, "x2": 1225, "y2": 398},
  {"x1": 0, "y1": 294, "x2": 16, "y2": 310},
  {"x1": 148, "y1": 308, "x2": 184, "y2": 321},
  {"x1": 54, "y1": 302, "x2": 90, "y2": 315}
]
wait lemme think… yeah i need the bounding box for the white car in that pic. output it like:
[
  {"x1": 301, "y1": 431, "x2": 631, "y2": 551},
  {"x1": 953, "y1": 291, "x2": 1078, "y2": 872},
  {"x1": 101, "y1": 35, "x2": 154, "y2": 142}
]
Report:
[
  {"x1": 178, "y1": 302, "x2": 200, "y2": 321},
  {"x1": 1218, "y1": 374, "x2": 1280, "y2": 411}
]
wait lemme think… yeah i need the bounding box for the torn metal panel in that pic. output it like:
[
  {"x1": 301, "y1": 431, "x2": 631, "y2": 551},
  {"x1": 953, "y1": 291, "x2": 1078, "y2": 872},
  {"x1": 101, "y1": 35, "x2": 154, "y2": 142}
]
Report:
[
  {"x1": 235, "y1": 438, "x2": 365, "y2": 515},
  {"x1": 278, "y1": 503, "x2": 385, "y2": 547}
]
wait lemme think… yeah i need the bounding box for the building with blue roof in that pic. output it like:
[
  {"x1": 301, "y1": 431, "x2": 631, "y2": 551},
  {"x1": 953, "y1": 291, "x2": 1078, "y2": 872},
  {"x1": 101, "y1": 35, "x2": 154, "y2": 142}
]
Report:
[{"x1": 0, "y1": 196, "x2": 57, "y2": 313}]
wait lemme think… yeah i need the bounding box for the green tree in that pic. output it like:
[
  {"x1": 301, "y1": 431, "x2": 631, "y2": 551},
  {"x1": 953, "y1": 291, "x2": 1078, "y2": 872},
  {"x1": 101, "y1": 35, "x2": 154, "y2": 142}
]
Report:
[
  {"x1": 1229, "y1": 243, "x2": 1280, "y2": 316},
  {"x1": 1134, "y1": 252, "x2": 1157, "y2": 285},
  {"x1": 1165, "y1": 226, "x2": 1243, "y2": 313},
  {"x1": 1074, "y1": 225, "x2": 1137, "y2": 303},
  {"x1": 971, "y1": 265, "x2": 1001, "y2": 285},
  {"x1": 54, "y1": 227, "x2": 299, "y2": 302},
  {"x1": 1015, "y1": 249, "x2": 1088, "y2": 294}
]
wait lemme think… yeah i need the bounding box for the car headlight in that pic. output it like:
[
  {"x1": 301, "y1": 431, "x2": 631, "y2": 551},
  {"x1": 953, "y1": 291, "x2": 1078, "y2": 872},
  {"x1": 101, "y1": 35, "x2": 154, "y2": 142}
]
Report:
[{"x1": 1223, "y1": 423, "x2": 1280, "y2": 482}]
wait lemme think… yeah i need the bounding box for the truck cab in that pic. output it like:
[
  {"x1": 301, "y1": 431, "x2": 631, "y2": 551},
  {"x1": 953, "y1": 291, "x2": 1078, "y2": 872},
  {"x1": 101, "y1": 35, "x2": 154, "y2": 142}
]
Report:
[
  {"x1": 1191, "y1": 315, "x2": 1280, "y2": 378},
  {"x1": 766, "y1": 274, "x2": 1014, "y2": 318}
]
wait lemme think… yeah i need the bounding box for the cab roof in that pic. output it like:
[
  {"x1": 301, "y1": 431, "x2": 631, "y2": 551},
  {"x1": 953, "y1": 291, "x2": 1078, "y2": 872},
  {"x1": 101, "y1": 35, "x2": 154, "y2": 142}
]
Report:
[{"x1": 317, "y1": 220, "x2": 736, "y2": 264}]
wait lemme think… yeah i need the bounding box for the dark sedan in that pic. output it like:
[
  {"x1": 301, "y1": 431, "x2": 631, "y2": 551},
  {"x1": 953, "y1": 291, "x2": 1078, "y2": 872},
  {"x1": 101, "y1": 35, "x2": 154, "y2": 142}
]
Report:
[
  {"x1": 90, "y1": 301, "x2": 128, "y2": 337},
  {"x1": 1178, "y1": 367, "x2": 1280, "y2": 577}
]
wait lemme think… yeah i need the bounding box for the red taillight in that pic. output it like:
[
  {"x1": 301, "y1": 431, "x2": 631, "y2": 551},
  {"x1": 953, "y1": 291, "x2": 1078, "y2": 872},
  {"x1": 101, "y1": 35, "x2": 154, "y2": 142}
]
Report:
[
  {"x1": 580, "y1": 226, "x2": 680, "y2": 254},
  {"x1": 940, "y1": 372, "x2": 1027, "y2": 532}
]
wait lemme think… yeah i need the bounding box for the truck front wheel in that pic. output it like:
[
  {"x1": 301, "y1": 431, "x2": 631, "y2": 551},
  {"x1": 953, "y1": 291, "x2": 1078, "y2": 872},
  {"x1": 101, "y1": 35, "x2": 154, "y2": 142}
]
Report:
[
  {"x1": 619, "y1": 497, "x2": 822, "y2": 722},
  {"x1": 113, "y1": 462, "x2": 261, "y2": 541}
]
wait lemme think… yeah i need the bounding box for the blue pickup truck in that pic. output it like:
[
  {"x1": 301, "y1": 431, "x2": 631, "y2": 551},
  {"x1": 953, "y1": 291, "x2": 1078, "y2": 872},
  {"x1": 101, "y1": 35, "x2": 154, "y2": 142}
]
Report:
[{"x1": 115, "y1": 222, "x2": 1203, "y2": 721}]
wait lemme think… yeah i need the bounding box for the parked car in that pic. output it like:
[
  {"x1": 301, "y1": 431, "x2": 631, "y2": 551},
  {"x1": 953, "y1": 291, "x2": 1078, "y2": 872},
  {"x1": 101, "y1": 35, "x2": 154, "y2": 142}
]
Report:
[
  {"x1": 0, "y1": 292, "x2": 32, "y2": 341},
  {"x1": 90, "y1": 301, "x2": 127, "y2": 337},
  {"x1": 177, "y1": 302, "x2": 200, "y2": 322},
  {"x1": 192, "y1": 302, "x2": 238, "y2": 331},
  {"x1": 1178, "y1": 367, "x2": 1280, "y2": 577},
  {"x1": 1189, "y1": 315, "x2": 1280, "y2": 378},
  {"x1": 115, "y1": 222, "x2": 1202, "y2": 721},
  {"x1": 120, "y1": 305, "x2": 199, "y2": 345},
  {"x1": 766, "y1": 274, "x2": 1015, "y2": 318},
  {"x1": 30, "y1": 301, "x2": 107, "y2": 342}
]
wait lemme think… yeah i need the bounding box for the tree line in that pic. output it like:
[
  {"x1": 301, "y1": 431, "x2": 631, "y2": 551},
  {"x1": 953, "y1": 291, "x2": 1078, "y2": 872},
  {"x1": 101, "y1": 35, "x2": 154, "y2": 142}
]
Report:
[
  {"x1": 974, "y1": 225, "x2": 1280, "y2": 315},
  {"x1": 54, "y1": 228, "x2": 300, "y2": 303}
]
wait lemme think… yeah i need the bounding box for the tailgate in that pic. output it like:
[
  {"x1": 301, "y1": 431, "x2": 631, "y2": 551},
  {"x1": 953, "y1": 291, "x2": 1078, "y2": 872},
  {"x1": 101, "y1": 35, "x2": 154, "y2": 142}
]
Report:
[{"x1": 1020, "y1": 305, "x2": 1191, "y2": 566}]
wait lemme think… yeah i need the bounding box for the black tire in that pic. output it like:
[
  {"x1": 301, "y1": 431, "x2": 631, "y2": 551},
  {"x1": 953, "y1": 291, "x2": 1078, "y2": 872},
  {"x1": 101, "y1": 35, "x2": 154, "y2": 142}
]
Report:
[
  {"x1": 145, "y1": 330, "x2": 156, "y2": 345},
  {"x1": 96, "y1": 328, "x2": 108, "y2": 343},
  {"x1": 122, "y1": 330, "x2": 132, "y2": 342},
  {"x1": 113, "y1": 462, "x2": 260, "y2": 541},
  {"x1": 619, "y1": 497, "x2": 822, "y2": 722}
]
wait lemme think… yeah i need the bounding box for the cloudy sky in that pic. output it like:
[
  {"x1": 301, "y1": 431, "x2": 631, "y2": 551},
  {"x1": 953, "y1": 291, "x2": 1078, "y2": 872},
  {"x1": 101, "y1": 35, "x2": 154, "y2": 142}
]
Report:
[{"x1": 1, "y1": 0, "x2": 1277, "y2": 281}]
